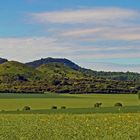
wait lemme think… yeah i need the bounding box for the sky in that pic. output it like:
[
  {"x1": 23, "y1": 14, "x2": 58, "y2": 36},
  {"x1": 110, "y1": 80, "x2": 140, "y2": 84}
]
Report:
[{"x1": 0, "y1": 0, "x2": 140, "y2": 72}]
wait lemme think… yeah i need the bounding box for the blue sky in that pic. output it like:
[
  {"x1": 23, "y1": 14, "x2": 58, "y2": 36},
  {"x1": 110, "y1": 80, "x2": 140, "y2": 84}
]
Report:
[{"x1": 0, "y1": 0, "x2": 140, "y2": 72}]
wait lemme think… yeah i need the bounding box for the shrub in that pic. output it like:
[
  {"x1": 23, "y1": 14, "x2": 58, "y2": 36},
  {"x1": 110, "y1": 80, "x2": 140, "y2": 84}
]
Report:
[
  {"x1": 23, "y1": 106, "x2": 31, "y2": 111},
  {"x1": 114, "y1": 103, "x2": 123, "y2": 107},
  {"x1": 61, "y1": 106, "x2": 66, "y2": 109},
  {"x1": 52, "y1": 106, "x2": 57, "y2": 109},
  {"x1": 94, "y1": 102, "x2": 102, "y2": 108}
]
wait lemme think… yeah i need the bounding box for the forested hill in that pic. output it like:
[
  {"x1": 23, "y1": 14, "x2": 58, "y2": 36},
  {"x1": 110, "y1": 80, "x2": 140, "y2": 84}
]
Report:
[
  {"x1": 27, "y1": 57, "x2": 140, "y2": 83},
  {"x1": 0, "y1": 57, "x2": 139, "y2": 94}
]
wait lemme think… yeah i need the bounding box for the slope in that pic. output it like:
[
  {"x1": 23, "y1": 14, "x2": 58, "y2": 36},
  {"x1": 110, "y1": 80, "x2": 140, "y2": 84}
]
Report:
[{"x1": 0, "y1": 61, "x2": 42, "y2": 83}]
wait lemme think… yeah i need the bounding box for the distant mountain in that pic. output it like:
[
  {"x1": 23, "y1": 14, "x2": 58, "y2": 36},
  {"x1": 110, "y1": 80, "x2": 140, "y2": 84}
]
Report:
[
  {"x1": 26, "y1": 57, "x2": 80, "y2": 70},
  {"x1": 0, "y1": 58, "x2": 8, "y2": 64}
]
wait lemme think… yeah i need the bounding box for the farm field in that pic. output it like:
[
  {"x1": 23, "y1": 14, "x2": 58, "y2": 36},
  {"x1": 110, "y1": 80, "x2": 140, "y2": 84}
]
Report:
[
  {"x1": 0, "y1": 93, "x2": 139, "y2": 112},
  {"x1": 0, "y1": 113, "x2": 140, "y2": 140}
]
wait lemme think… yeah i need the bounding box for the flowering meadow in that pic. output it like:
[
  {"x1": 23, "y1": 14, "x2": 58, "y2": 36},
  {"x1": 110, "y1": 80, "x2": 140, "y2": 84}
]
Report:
[{"x1": 0, "y1": 113, "x2": 139, "y2": 140}]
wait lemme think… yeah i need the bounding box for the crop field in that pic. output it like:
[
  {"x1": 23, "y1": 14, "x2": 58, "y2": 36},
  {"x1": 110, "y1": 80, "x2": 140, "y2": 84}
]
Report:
[
  {"x1": 0, "y1": 93, "x2": 139, "y2": 112},
  {"x1": 0, "y1": 113, "x2": 139, "y2": 140}
]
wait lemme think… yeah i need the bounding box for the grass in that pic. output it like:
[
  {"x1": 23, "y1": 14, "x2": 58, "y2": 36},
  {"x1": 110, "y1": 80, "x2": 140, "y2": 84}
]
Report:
[
  {"x1": 0, "y1": 92, "x2": 78, "y2": 99},
  {"x1": 0, "y1": 93, "x2": 139, "y2": 139},
  {"x1": 0, "y1": 113, "x2": 139, "y2": 140},
  {"x1": 0, "y1": 93, "x2": 139, "y2": 112},
  {"x1": 1, "y1": 106, "x2": 140, "y2": 114}
]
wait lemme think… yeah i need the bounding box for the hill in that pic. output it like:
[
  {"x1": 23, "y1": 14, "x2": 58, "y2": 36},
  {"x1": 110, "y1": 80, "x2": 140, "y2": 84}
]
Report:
[
  {"x1": 0, "y1": 61, "x2": 42, "y2": 82},
  {"x1": 0, "y1": 58, "x2": 8, "y2": 64},
  {"x1": 0, "y1": 58, "x2": 139, "y2": 93},
  {"x1": 0, "y1": 61, "x2": 87, "y2": 93},
  {"x1": 26, "y1": 57, "x2": 140, "y2": 83},
  {"x1": 26, "y1": 57, "x2": 80, "y2": 70},
  {"x1": 37, "y1": 62, "x2": 85, "y2": 80},
  {"x1": 0, "y1": 61, "x2": 44, "y2": 93}
]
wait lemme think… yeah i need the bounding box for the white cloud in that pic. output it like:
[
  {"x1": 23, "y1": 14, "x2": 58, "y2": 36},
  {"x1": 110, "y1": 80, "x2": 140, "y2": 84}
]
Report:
[
  {"x1": 30, "y1": 7, "x2": 138, "y2": 24},
  {"x1": 0, "y1": 37, "x2": 140, "y2": 61},
  {"x1": 28, "y1": 7, "x2": 140, "y2": 41},
  {"x1": 52, "y1": 26, "x2": 140, "y2": 41},
  {"x1": 0, "y1": 37, "x2": 73, "y2": 62}
]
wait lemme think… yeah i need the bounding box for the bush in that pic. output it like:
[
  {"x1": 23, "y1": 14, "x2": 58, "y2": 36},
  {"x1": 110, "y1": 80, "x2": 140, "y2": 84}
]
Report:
[
  {"x1": 94, "y1": 102, "x2": 102, "y2": 108},
  {"x1": 61, "y1": 106, "x2": 66, "y2": 109},
  {"x1": 114, "y1": 103, "x2": 123, "y2": 107},
  {"x1": 52, "y1": 106, "x2": 57, "y2": 109},
  {"x1": 23, "y1": 106, "x2": 31, "y2": 111}
]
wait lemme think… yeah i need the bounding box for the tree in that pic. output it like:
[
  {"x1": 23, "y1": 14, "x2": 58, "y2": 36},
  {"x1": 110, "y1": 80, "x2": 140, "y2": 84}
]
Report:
[
  {"x1": 94, "y1": 102, "x2": 102, "y2": 108},
  {"x1": 23, "y1": 106, "x2": 31, "y2": 111},
  {"x1": 114, "y1": 102, "x2": 123, "y2": 107},
  {"x1": 52, "y1": 106, "x2": 57, "y2": 109}
]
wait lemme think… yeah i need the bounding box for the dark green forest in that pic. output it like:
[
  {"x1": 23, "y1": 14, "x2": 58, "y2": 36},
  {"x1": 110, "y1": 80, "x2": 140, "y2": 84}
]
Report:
[{"x1": 0, "y1": 57, "x2": 139, "y2": 94}]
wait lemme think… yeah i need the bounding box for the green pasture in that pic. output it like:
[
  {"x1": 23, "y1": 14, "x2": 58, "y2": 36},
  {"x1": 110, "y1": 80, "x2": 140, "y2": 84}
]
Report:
[{"x1": 0, "y1": 93, "x2": 139, "y2": 112}]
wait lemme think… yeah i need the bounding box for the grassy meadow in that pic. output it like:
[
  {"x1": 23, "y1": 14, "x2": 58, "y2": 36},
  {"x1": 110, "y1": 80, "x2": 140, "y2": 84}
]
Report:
[
  {"x1": 0, "y1": 93, "x2": 140, "y2": 139},
  {"x1": 0, "y1": 93, "x2": 139, "y2": 112}
]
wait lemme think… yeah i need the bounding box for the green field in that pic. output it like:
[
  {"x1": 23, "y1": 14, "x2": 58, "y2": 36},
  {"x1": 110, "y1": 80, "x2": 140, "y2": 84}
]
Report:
[
  {"x1": 0, "y1": 113, "x2": 140, "y2": 140},
  {"x1": 0, "y1": 93, "x2": 140, "y2": 139},
  {"x1": 0, "y1": 93, "x2": 139, "y2": 113}
]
